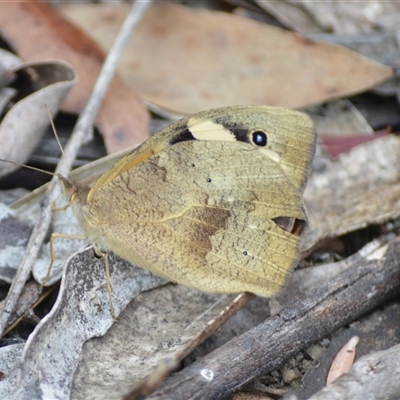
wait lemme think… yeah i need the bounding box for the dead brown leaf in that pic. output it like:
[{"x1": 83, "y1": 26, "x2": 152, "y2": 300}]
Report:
[
  {"x1": 327, "y1": 336, "x2": 360, "y2": 385},
  {"x1": 320, "y1": 129, "x2": 390, "y2": 159},
  {"x1": 62, "y1": 3, "x2": 393, "y2": 115},
  {"x1": 0, "y1": 1, "x2": 149, "y2": 153}
]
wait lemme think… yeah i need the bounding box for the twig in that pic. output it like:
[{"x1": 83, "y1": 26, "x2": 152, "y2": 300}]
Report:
[
  {"x1": 0, "y1": 0, "x2": 152, "y2": 336},
  {"x1": 143, "y1": 239, "x2": 400, "y2": 400}
]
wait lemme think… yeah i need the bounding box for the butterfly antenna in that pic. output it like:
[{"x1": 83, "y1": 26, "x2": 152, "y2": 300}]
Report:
[
  {"x1": 45, "y1": 105, "x2": 66, "y2": 160},
  {"x1": 0, "y1": 159, "x2": 56, "y2": 178},
  {"x1": 45, "y1": 105, "x2": 74, "y2": 186}
]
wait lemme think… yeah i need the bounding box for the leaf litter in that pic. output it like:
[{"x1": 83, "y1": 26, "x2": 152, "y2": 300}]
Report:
[
  {"x1": 0, "y1": 1, "x2": 150, "y2": 153},
  {"x1": 61, "y1": 3, "x2": 393, "y2": 115},
  {"x1": 0, "y1": 1, "x2": 399, "y2": 399}
]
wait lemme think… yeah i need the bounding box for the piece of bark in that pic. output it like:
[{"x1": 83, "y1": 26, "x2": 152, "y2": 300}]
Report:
[{"x1": 143, "y1": 238, "x2": 400, "y2": 400}]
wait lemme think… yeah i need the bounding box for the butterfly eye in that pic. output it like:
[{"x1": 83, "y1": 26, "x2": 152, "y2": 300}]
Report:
[{"x1": 252, "y1": 130, "x2": 267, "y2": 147}]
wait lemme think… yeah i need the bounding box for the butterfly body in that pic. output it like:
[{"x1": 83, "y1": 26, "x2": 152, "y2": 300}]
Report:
[{"x1": 62, "y1": 105, "x2": 315, "y2": 297}]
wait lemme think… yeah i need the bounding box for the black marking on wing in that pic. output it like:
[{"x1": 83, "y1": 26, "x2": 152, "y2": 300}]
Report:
[
  {"x1": 169, "y1": 129, "x2": 196, "y2": 145},
  {"x1": 226, "y1": 124, "x2": 251, "y2": 143},
  {"x1": 223, "y1": 125, "x2": 269, "y2": 148}
]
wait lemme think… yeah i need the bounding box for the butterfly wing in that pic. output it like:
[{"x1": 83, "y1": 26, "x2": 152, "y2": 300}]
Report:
[
  {"x1": 85, "y1": 106, "x2": 315, "y2": 296},
  {"x1": 89, "y1": 106, "x2": 315, "y2": 197}
]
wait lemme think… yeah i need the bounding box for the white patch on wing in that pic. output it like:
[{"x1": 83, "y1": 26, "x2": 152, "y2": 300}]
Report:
[
  {"x1": 260, "y1": 148, "x2": 280, "y2": 162},
  {"x1": 188, "y1": 119, "x2": 235, "y2": 141}
]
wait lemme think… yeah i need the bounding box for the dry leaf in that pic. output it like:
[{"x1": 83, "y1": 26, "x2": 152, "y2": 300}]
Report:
[
  {"x1": 304, "y1": 135, "x2": 400, "y2": 249},
  {"x1": 73, "y1": 289, "x2": 248, "y2": 399},
  {"x1": 0, "y1": 1, "x2": 150, "y2": 153},
  {"x1": 254, "y1": 0, "x2": 324, "y2": 34},
  {"x1": 306, "y1": 100, "x2": 374, "y2": 137},
  {"x1": 0, "y1": 61, "x2": 75, "y2": 178},
  {"x1": 309, "y1": 343, "x2": 400, "y2": 399},
  {"x1": 257, "y1": 0, "x2": 400, "y2": 34},
  {"x1": 0, "y1": 49, "x2": 21, "y2": 87},
  {"x1": 62, "y1": 3, "x2": 393, "y2": 115},
  {"x1": 327, "y1": 336, "x2": 360, "y2": 385},
  {"x1": 300, "y1": 0, "x2": 400, "y2": 34},
  {"x1": 0, "y1": 244, "x2": 249, "y2": 399},
  {"x1": 0, "y1": 88, "x2": 16, "y2": 117},
  {"x1": 0, "y1": 203, "x2": 32, "y2": 284},
  {"x1": 0, "y1": 343, "x2": 23, "y2": 396},
  {"x1": 320, "y1": 129, "x2": 389, "y2": 159},
  {"x1": 0, "y1": 249, "x2": 165, "y2": 399}
]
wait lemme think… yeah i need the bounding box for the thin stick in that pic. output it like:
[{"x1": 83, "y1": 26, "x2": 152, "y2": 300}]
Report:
[{"x1": 0, "y1": 0, "x2": 152, "y2": 336}]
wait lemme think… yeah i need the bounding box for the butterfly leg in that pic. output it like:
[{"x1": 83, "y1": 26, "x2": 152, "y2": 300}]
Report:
[
  {"x1": 93, "y1": 247, "x2": 116, "y2": 322},
  {"x1": 52, "y1": 203, "x2": 70, "y2": 212},
  {"x1": 41, "y1": 232, "x2": 85, "y2": 290}
]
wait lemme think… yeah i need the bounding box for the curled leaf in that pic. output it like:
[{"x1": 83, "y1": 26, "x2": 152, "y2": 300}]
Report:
[{"x1": 0, "y1": 61, "x2": 75, "y2": 178}]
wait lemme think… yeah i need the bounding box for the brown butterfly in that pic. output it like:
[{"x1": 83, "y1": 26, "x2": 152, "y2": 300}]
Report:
[{"x1": 59, "y1": 105, "x2": 316, "y2": 297}]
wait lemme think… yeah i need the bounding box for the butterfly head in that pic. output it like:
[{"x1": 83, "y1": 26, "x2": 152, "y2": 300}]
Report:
[{"x1": 57, "y1": 174, "x2": 79, "y2": 203}]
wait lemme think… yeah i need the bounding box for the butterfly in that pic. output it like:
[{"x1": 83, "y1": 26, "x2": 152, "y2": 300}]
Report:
[{"x1": 60, "y1": 105, "x2": 316, "y2": 297}]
